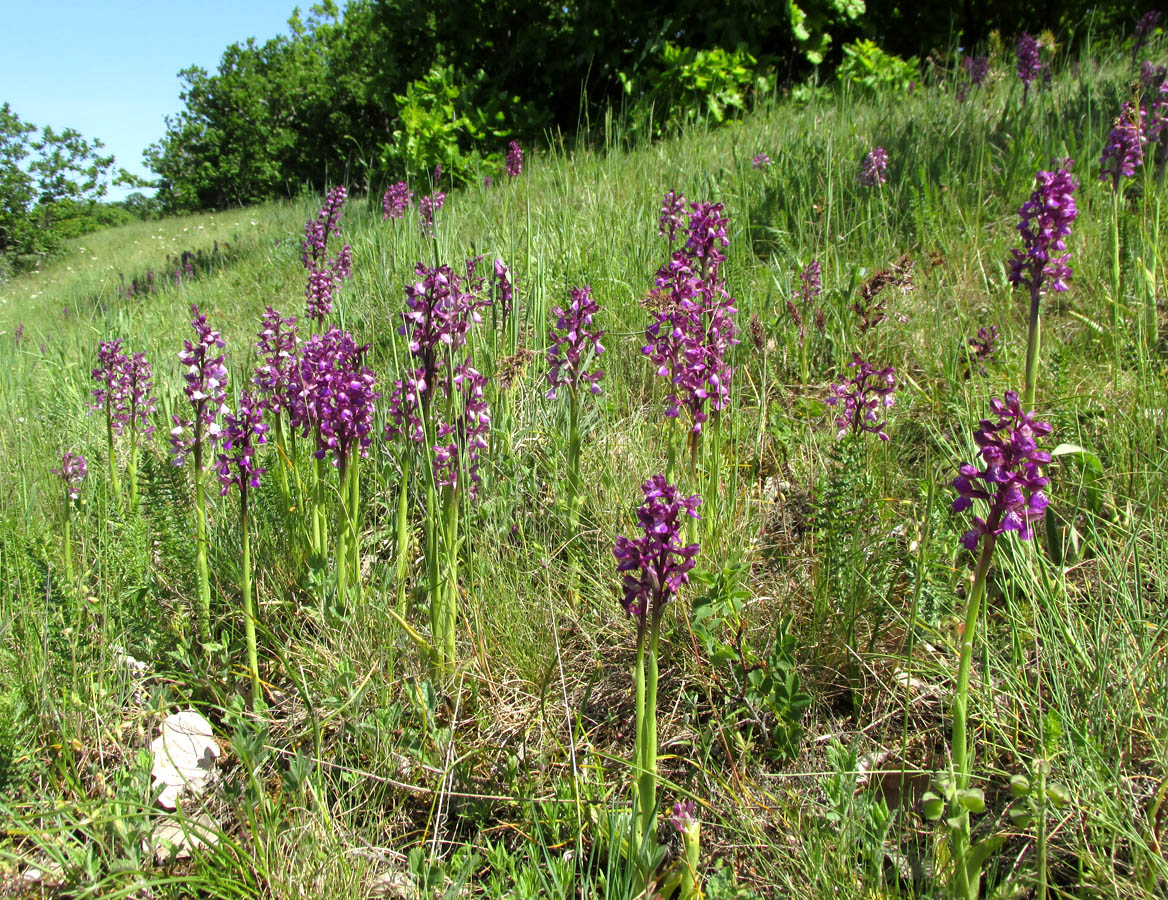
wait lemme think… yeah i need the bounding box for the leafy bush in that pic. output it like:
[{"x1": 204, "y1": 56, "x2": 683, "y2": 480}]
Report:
[
  {"x1": 837, "y1": 39, "x2": 920, "y2": 93},
  {"x1": 619, "y1": 44, "x2": 769, "y2": 137}
]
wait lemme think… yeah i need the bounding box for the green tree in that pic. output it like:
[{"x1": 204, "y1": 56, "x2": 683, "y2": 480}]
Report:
[{"x1": 0, "y1": 103, "x2": 120, "y2": 268}]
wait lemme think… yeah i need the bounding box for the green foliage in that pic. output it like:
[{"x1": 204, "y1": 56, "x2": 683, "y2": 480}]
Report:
[
  {"x1": 0, "y1": 103, "x2": 121, "y2": 268},
  {"x1": 381, "y1": 65, "x2": 542, "y2": 185},
  {"x1": 787, "y1": 0, "x2": 867, "y2": 65},
  {"x1": 691, "y1": 560, "x2": 811, "y2": 760},
  {"x1": 837, "y1": 39, "x2": 919, "y2": 93},
  {"x1": 619, "y1": 44, "x2": 767, "y2": 136},
  {"x1": 822, "y1": 740, "x2": 893, "y2": 881}
]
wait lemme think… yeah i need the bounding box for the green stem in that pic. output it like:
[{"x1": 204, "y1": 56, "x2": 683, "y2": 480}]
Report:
[
  {"x1": 315, "y1": 454, "x2": 329, "y2": 556},
  {"x1": 952, "y1": 533, "x2": 996, "y2": 900},
  {"x1": 337, "y1": 458, "x2": 349, "y2": 610},
  {"x1": 637, "y1": 618, "x2": 661, "y2": 861},
  {"x1": 632, "y1": 624, "x2": 648, "y2": 843},
  {"x1": 441, "y1": 485, "x2": 460, "y2": 675},
  {"x1": 241, "y1": 491, "x2": 260, "y2": 709},
  {"x1": 394, "y1": 454, "x2": 412, "y2": 617},
  {"x1": 1022, "y1": 283, "x2": 1042, "y2": 414},
  {"x1": 274, "y1": 416, "x2": 291, "y2": 512},
  {"x1": 309, "y1": 447, "x2": 322, "y2": 562},
  {"x1": 679, "y1": 821, "x2": 701, "y2": 900},
  {"x1": 426, "y1": 479, "x2": 441, "y2": 668},
  {"x1": 128, "y1": 432, "x2": 139, "y2": 511},
  {"x1": 193, "y1": 451, "x2": 211, "y2": 646},
  {"x1": 1110, "y1": 189, "x2": 1122, "y2": 363},
  {"x1": 954, "y1": 534, "x2": 995, "y2": 786},
  {"x1": 567, "y1": 389, "x2": 582, "y2": 601},
  {"x1": 349, "y1": 452, "x2": 362, "y2": 603},
  {"x1": 62, "y1": 499, "x2": 73, "y2": 595},
  {"x1": 105, "y1": 397, "x2": 121, "y2": 505},
  {"x1": 1036, "y1": 759, "x2": 1048, "y2": 900}
]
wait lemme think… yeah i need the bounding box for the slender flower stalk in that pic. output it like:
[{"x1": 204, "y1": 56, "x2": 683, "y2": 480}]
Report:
[
  {"x1": 957, "y1": 56, "x2": 989, "y2": 102},
  {"x1": 299, "y1": 329, "x2": 379, "y2": 607},
  {"x1": 505, "y1": 140, "x2": 523, "y2": 177},
  {"x1": 302, "y1": 186, "x2": 353, "y2": 323},
  {"x1": 788, "y1": 259, "x2": 823, "y2": 381},
  {"x1": 643, "y1": 200, "x2": 737, "y2": 483},
  {"x1": 658, "y1": 190, "x2": 687, "y2": 245},
  {"x1": 383, "y1": 182, "x2": 413, "y2": 219},
  {"x1": 860, "y1": 146, "x2": 889, "y2": 187},
  {"x1": 170, "y1": 305, "x2": 229, "y2": 646},
  {"x1": 1133, "y1": 10, "x2": 1163, "y2": 66},
  {"x1": 121, "y1": 352, "x2": 156, "y2": 508},
  {"x1": 1016, "y1": 33, "x2": 1043, "y2": 105},
  {"x1": 1100, "y1": 102, "x2": 1146, "y2": 191},
  {"x1": 91, "y1": 339, "x2": 128, "y2": 503},
  {"x1": 216, "y1": 392, "x2": 268, "y2": 707},
  {"x1": 671, "y1": 800, "x2": 702, "y2": 900},
  {"x1": 253, "y1": 307, "x2": 300, "y2": 511},
  {"x1": 429, "y1": 360, "x2": 490, "y2": 670},
  {"x1": 547, "y1": 285, "x2": 606, "y2": 594},
  {"x1": 385, "y1": 259, "x2": 491, "y2": 672},
  {"x1": 51, "y1": 452, "x2": 87, "y2": 594},
  {"x1": 1008, "y1": 160, "x2": 1078, "y2": 410},
  {"x1": 613, "y1": 476, "x2": 700, "y2": 873},
  {"x1": 419, "y1": 191, "x2": 446, "y2": 238},
  {"x1": 947, "y1": 392, "x2": 1051, "y2": 899}
]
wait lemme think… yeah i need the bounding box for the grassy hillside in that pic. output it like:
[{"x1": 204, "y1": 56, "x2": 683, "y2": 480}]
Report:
[{"x1": 2, "y1": 41, "x2": 1167, "y2": 899}]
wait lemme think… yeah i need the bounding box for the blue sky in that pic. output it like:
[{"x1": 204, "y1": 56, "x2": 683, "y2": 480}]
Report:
[{"x1": 2, "y1": 0, "x2": 300, "y2": 200}]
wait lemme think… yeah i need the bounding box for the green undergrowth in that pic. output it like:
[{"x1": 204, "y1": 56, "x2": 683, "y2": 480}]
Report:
[{"x1": 2, "y1": 34, "x2": 1168, "y2": 900}]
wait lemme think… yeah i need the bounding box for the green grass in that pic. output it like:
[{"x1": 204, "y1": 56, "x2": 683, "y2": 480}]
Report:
[{"x1": 2, "y1": 35, "x2": 1168, "y2": 899}]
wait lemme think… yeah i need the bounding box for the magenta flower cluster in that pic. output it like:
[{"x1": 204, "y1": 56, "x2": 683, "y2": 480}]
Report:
[
  {"x1": 798, "y1": 259, "x2": 822, "y2": 305},
  {"x1": 170, "y1": 306, "x2": 229, "y2": 467},
  {"x1": 546, "y1": 285, "x2": 606, "y2": 399},
  {"x1": 964, "y1": 325, "x2": 999, "y2": 379},
  {"x1": 860, "y1": 146, "x2": 888, "y2": 187},
  {"x1": 1016, "y1": 33, "x2": 1042, "y2": 99},
  {"x1": 658, "y1": 190, "x2": 687, "y2": 244},
  {"x1": 396, "y1": 261, "x2": 488, "y2": 397},
  {"x1": 1100, "y1": 102, "x2": 1146, "y2": 190},
  {"x1": 826, "y1": 353, "x2": 896, "y2": 441},
  {"x1": 493, "y1": 258, "x2": 514, "y2": 318},
  {"x1": 382, "y1": 181, "x2": 413, "y2": 220},
  {"x1": 1134, "y1": 10, "x2": 1163, "y2": 62},
  {"x1": 91, "y1": 339, "x2": 156, "y2": 436},
  {"x1": 612, "y1": 475, "x2": 701, "y2": 622},
  {"x1": 297, "y1": 328, "x2": 379, "y2": 466},
  {"x1": 952, "y1": 390, "x2": 1051, "y2": 550},
  {"x1": 1008, "y1": 160, "x2": 1079, "y2": 298},
  {"x1": 385, "y1": 259, "x2": 494, "y2": 496},
  {"x1": 643, "y1": 199, "x2": 738, "y2": 435},
  {"x1": 302, "y1": 185, "x2": 353, "y2": 322},
  {"x1": 432, "y1": 361, "x2": 491, "y2": 498},
  {"x1": 671, "y1": 799, "x2": 697, "y2": 833},
  {"x1": 253, "y1": 307, "x2": 300, "y2": 417},
  {"x1": 419, "y1": 191, "x2": 446, "y2": 238},
  {"x1": 506, "y1": 140, "x2": 523, "y2": 177},
  {"x1": 957, "y1": 56, "x2": 989, "y2": 102},
  {"x1": 216, "y1": 391, "x2": 269, "y2": 495},
  {"x1": 52, "y1": 452, "x2": 88, "y2": 501},
  {"x1": 752, "y1": 153, "x2": 771, "y2": 169}
]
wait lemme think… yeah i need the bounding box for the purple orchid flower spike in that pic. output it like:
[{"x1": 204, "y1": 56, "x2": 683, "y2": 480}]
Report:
[
  {"x1": 52, "y1": 452, "x2": 88, "y2": 501},
  {"x1": 952, "y1": 390, "x2": 1051, "y2": 550},
  {"x1": 612, "y1": 475, "x2": 701, "y2": 625},
  {"x1": 547, "y1": 285, "x2": 606, "y2": 400},
  {"x1": 826, "y1": 353, "x2": 896, "y2": 440}
]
